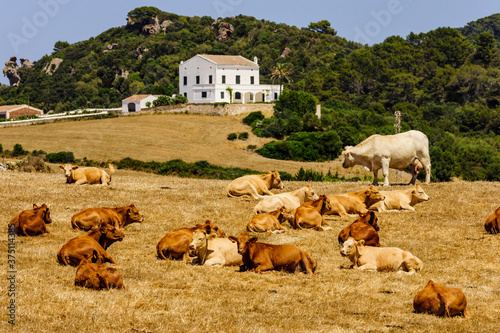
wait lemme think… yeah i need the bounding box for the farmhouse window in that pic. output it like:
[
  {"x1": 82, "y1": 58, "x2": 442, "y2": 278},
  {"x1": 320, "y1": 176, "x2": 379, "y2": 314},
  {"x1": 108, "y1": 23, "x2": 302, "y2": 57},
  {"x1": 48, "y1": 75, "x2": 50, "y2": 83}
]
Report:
[
  {"x1": 235, "y1": 92, "x2": 241, "y2": 99},
  {"x1": 202, "y1": 91, "x2": 207, "y2": 98},
  {"x1": 209, "y1": 75, "x2": 213, "y2": 84},
  {"x1": 221, "y1": 91, "x2": 224, "y2": 99},
  {"x1": 274, "y1": 93, "x2": 278, "y2": 99},
  {"x1": 196, "y1": 76, "x2": 200, "y2": 84},
  {"x1": 222, "y1": 75, "x2": 226, "y2": 84},
  {"x1": 183, "y1": 76, "x2": 187, "y2": 85},
  {"x1": 236, "y1": 75, "x2": 240, "y2": 84},
  {"x1": 250, "y1": 76, "x2": 254, "y2": 84}
]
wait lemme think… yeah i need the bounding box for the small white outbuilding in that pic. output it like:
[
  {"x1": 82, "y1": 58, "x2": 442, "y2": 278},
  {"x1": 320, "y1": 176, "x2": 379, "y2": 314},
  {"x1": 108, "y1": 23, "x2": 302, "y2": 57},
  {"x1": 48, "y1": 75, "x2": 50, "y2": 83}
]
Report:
[{"x1": 122, "y1": 94, "x2": 158, "y2": 113}]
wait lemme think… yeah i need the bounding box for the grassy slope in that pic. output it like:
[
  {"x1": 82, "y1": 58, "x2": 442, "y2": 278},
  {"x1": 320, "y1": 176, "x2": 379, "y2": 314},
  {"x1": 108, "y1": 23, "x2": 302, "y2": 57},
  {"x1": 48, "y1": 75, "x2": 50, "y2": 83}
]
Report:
[{"x1": 0, "y1": 171, "x2": 499, "y2": 332}]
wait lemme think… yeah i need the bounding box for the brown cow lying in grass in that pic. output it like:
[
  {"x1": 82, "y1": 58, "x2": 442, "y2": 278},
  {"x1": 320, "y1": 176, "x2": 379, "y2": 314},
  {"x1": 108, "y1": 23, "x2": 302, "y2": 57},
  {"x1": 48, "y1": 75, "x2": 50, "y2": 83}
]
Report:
[
  {"x1": 75, "y1": 251, "x2": 125, "y2": 290},
  {"x1": 156, "y1": 220, "x2": 225, "y2": 261},
  {"x1": 226, "y1": 171, "x2": 284, "y2": 199},
  {"x1": 57, "y1": 223, "x2": 124, "y2": 266},
  {"x1": 254, "y1": 184, "x2": 319, "y2": 214},
  {"x1": 326, "y1": 185, "x2": 384, "y2": 216},
  {"x1": 340, "y1": 237, "x2": 423, "y2": 273},
  {"x1": 484, "y1": 207, "x2": 500, "y2": 234},
  {"x1": 59, "y1": 163, "x2": 115, "y2": 185},
  {"x1": 9, "y1": 204, "x2": 52, "y2": 236},
  {"x1": 368, "y1": 185, "x2": 429, "y2": 212},
  {"x1": 228, "y1": 233, "x2": 316, "y2": 274},
  {"x1": 338, "y1": 211, "x2": 380, "y2": 247},
  {"x1": 293, "y1": 195, "x2": 333, "y2": 231},
  {"x1": 413, "y1": 280, "x2": 467, "y2": 317},
  {"x1": 246, "y1": 207, "x2": 291, "y2": 233},
  {"x1": 188, "y1": 230, "x2": 243, "y2": 267},
  {"x1": 71, "y1": 204, "x2": 144, "y2": 230}
]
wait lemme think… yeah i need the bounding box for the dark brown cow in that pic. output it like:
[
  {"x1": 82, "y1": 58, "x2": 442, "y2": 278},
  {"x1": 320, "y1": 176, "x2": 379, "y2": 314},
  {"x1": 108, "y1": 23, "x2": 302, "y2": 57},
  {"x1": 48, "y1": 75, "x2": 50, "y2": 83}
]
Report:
[
  {"x1": 338, "y1": 211, "x2": 380, "y2": 247},
  {"x1": 75, "y1": 251, "x2": 125, "y2": 290},
  {"x1": 156, "y1": 220, "x2": 225, "y2": 261},
  {"x1": 57, "y1": 223, "x2": 124, "y2": 266},
  {"x1": 71, "y1": 204, "x2": 144, "y2": 230},
  {"x1": 9, "y1": 204, "x2": 52, "y2": 236},
  {"x1": 413, "y1": 280, "x2": 467, "y2": 317},
  {"x1": 228, "y1": 232, "x2": 316, "y2": 274},
  {"x1": 293, "y1": 195, "x2": 332, "y2": 231},
  {"x1": 484, "y1": 207, "x2": 500, "y2": 234}
]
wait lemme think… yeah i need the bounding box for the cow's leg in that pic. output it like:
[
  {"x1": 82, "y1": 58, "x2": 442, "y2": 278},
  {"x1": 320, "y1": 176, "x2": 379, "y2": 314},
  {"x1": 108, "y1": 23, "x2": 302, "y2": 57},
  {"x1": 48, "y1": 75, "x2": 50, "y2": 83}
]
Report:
[
  {"x1": 247, "y1": 185, "x2": 265, "y2": 199},
  {"x1": 74, "y1": 178, "x2": 87, "y2": 185},
  {"x1": 380, "y1": 158, "x2": 390, "y2": 186},
  {"x1": 204, "y1": 257, "x2": 225, "y2": 267},
  {"x1": 357, "y1": 264, "x2": 377, "y2": 271},
  {"x1": 400, "y1": 203, "x2": 416, "y2": 211},
  {"x1": 372, "y1": 169, "x2": 379, "y2": 185}
]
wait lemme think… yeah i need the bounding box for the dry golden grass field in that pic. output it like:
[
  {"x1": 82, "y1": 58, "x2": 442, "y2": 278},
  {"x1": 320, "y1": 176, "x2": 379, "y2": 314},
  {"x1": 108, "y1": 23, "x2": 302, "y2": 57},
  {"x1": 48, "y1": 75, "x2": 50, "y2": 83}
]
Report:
[{"x1": 1, "y1": 114, "x2": 499, "y2": 332}]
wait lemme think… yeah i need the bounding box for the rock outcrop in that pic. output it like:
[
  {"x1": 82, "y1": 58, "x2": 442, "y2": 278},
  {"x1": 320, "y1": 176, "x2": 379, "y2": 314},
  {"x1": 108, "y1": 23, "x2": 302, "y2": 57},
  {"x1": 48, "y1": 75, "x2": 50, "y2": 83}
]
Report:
[
  {"x1": 3, "y1": 56, "x2": 21, "y2": 86},
  {"x1": 211, "y1": 19, "x2": 235, "y2": 42},
  {"x1": 20, "y1": 58, "x2": 34, "y2": 69},
  {"x1": 43, "y1": 58, "x2": 63, "y2": 75}
]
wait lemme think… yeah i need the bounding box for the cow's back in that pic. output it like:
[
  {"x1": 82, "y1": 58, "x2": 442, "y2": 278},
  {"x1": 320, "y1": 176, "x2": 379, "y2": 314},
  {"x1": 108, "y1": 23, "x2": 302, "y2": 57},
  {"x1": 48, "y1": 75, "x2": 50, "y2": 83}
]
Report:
[
  {"x1": 373, "y1": 131, "x2": 429, "y2": 169},
  {"x1": 208, "y1": 238, "x2": 242, "y2": 266},
  {"x1": 74, "y1": 167, "x2": 106, "y2": 184}
]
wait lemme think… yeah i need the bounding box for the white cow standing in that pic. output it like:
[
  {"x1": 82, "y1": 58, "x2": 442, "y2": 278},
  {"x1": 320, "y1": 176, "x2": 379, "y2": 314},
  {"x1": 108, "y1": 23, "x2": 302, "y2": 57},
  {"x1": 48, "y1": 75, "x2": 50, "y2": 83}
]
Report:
[{"x1": 342, "y1": 130, "x2": 431, "y2": 186}]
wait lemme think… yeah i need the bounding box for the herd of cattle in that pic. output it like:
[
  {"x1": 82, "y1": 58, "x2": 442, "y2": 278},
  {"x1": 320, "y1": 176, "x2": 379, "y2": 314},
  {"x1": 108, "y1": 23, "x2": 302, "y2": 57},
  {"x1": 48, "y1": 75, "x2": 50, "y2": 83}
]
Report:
[{"x1": 6, "y1": 131, "x2": 498, "y2": 319}]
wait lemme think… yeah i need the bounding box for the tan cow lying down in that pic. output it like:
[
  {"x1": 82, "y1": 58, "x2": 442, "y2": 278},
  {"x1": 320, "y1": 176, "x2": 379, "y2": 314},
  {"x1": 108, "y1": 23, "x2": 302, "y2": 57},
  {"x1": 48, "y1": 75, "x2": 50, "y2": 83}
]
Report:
[
  {"x1": 9, "y1": 204, "x2": 52, "y2": 236},
  {"x1": 226, "y1": 171, "x2": 284, "y2": 199},
  {"x1": 484, "y1": 207, "x2": 500, "y2": 234},
  {"x1": 59, "y1": 163, "x2": 115, "y2": 185},
  {"x1": 75, "y1": 251, "x2": 125, "y2": 290},
  {"x1": 338, "y1": 211, "x2": 380, "y2": 247},
  {"x1": 369, "y1": 185, "x2": 429, "y2": 212},
  {"x1": 326, "y1": 185, "x2": 384, "y2": 216},
  {"x1": 247, "y1": 207, "x2": 291, "y2": 233},
  {"x1": 189, "y1": 230, "x2": 243, "y2": 267},
  {"x1": 293, "y1": 195, "x2": 332, "y2": 231},
  {"x1": 57, "y1": 223, "x2": 124, "y2": 266},
  {"x1": 71, "y1": 204, "x2": 144, "y2": 230},
  {"x1": 340, "y1": 237, "x2": 423, "y2": 273},
  {"x1": 254, "y1": 184, "x2": 319, "y2": 214},
  {"x1": 228, "y1": 233, "x2": 316, "y2": 274},
  {"x1": 413, "y1": 280, "x2": 467, "y2": 317},
  {"x1": 156, "y1": 220, "x2": 224, "y2": 261}
]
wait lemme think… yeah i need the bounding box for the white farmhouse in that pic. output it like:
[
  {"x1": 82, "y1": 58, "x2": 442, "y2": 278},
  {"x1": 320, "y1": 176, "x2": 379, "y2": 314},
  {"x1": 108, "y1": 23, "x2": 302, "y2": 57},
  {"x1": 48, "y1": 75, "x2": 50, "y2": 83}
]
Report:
[
  {"x1": 122, "y1": 94, "x2": 158, "y2": 113},
  {"x1": 179, "y1": 54, "x2": 281, "y2": 104}
]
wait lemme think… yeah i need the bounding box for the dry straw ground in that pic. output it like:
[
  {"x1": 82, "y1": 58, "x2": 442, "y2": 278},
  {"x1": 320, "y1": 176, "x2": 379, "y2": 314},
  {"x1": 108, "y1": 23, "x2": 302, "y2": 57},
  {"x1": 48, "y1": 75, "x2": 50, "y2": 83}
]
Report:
[{"x1": 1, "y1": 114, "x2": 499, "y2": 332}]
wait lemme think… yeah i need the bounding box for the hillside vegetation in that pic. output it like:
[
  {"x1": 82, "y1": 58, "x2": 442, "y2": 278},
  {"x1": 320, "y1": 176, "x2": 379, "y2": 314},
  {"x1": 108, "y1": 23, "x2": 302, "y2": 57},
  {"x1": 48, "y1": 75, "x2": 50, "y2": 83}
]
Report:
[{"x1": 1, "y1": 7, "x2": 500, "y2": 181}]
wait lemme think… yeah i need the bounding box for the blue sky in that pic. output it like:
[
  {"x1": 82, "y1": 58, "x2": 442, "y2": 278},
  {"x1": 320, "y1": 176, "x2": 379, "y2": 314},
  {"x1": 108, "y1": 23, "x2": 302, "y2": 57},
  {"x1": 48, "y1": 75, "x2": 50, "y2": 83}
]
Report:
[{"x1": 1, "y1": 0, "x2": 499, "y2": 85}]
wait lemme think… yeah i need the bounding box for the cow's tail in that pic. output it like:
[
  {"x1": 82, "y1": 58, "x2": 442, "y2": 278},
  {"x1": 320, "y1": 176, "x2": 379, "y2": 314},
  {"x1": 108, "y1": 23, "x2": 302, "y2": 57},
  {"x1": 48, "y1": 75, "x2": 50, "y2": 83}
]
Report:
[
  {"x1": 157, "y1": 243, "x2": 169, "y2": 260},
  {"x1": 300, "y1": 251, "x2": 316, "y2": 274},
  {"x1": 225, "y1": 186, "x2": 238, "y2": 198},
  {"x1": 70, "y1": 216, "x2": 78, "y2": 229},
  {"x1": 108, "y1": 163, "x2": 116, "y2": 179},
  {"x1": 57, "y1": 248, "x2": 70, "y2": 265}
]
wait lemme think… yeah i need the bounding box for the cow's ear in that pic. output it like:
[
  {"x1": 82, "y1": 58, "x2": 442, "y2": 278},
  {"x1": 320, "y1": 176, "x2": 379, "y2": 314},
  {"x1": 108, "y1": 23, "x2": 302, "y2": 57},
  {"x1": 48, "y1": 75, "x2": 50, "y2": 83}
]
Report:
[
  {"x1": 72, "y1": 166, "x2": 78, "y2": 170},
  {"x1": 249, "y1": 237, "x2": 258, "y2": 243},
  {"x1": 207, "y1": 233, "x2": 217, "y2": 240},
  {"x1": 58, "y1": 165, "x2": 64, "y2": 170},
  {"x1": 91, "y1": 250, "x2": 100, "y2": 263},
  {"x1": 129, "y1": 203, "x2": 135, "y2": 207},
  {"x1": 411, "y1": 189, "x2": 416, "y2": 194},
  {"x1": 358, "y1": 240, "x2": 365, "y2": 246},
  {"x1": 97, "y1": 273, "x2": 110, "y2": 290},
  {"x1": 33, "y1": 204, "x2": 39, "y2": 209},
  {"x1": 228, "y1": 236, "x2": 237, "y2": 243}
]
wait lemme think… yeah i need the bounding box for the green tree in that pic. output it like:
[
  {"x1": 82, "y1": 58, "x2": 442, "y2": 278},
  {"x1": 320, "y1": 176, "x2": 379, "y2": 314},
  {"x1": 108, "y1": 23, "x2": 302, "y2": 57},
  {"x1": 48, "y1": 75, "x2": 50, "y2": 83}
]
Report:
[
  {"x1": 271, "y1": 63, "x2": 294, "y2": 96},
  {"x1": 308, "y1": 20, "x2": 337, "y2": 35},
  {"x1": 53, "y1": 41, "x2": 70, "y2": 52},
  {"x1": 473, "y1": 32, "x2": 498, "y2": 66}
]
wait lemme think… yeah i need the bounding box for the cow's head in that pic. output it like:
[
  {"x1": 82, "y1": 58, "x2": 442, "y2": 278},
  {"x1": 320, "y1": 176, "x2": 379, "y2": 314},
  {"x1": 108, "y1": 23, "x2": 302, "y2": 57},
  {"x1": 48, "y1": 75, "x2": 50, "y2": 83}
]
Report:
[
  {"x1": 305, "y1": 185, "x2": 320, "y2": 201},
  {"x1": 195, "y1": 220, "x2": 225, "y2": 237},
  {"x1": 358, "y1": 211, "x2": 379, "y2": 231},
  {"x1": 125, "y1": 204, "x2": 144, "y2": 225},
  {"x1": 188, "y1": 229, "x2": 216, "y2": 251},
  {"x1": 33, "y1": 203, "x2": 52, "y2": 224},
  {"x1": 340, "y1": 237, "x2": 364, "y2": 257},
  {"x1": 59, "y1": 164, "x2": 78, "y2": 179},
  {"x1": 92, "y1": 223, "x2": 124, "y2": 248},
  {"x1": 320, "y1": 195, "x2": 333, "y2": 213},
  {"x1": 277, "y1": 206, "x2": 293, "y2": 223},
  {"x1": 411, "y1": 185, "x2": 429, "y2": 203},
  {"x1": 366, "y1": 186, "x2": 384, "y2": 204},
  {"x1": 271, "y1": 171, "x2": 285, "y2": 190},
  {"x1": 229, "y1": 232, "x2": 257, "y2": 255},
  {"x1": 342, "y1": 147, "x2": 355, "y2": 168}
]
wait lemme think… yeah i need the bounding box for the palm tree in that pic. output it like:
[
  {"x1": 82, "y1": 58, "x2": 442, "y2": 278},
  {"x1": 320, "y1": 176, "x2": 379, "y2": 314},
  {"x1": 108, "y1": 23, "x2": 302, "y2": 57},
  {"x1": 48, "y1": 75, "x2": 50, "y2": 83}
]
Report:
[{"x1": 271, "y1": 63, "x2": 293, "y2": 96}]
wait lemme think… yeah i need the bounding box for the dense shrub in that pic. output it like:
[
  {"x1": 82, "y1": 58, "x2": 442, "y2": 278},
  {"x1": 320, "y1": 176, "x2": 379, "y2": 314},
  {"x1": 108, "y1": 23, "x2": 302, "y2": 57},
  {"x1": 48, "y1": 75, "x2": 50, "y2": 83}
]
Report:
[
  {"x1": 45, "y1": 151, "x2": 75, "y2": 163},
  {"x1": 243, "y1": 111, "x2": 265, "y2": 126},
  {"x1": 227, "y1": 133, "x2": 237, "y2": 141},
  {"x1": 238, "y1": 132, "x2": 249, "y2": 140},
  {"x1": 12, "y1": 144, "x2": 28, "y2": 157}
]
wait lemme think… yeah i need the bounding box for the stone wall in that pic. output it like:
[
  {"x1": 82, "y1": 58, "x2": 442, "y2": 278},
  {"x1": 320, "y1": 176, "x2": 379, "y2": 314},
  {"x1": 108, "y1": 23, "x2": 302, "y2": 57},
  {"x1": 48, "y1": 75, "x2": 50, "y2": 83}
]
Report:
[{"x1": 144, "y1": 103, "x2": 275, "y2": 116}]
